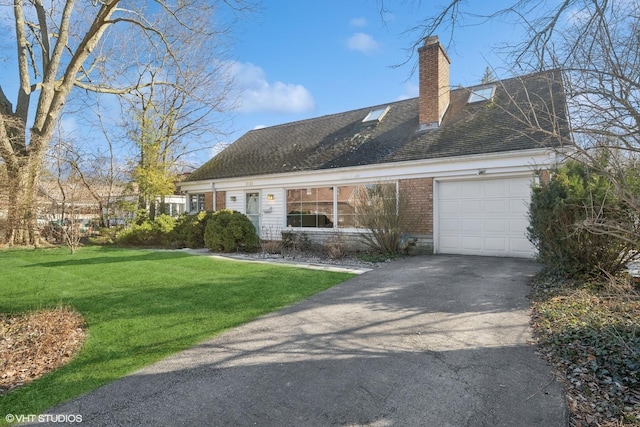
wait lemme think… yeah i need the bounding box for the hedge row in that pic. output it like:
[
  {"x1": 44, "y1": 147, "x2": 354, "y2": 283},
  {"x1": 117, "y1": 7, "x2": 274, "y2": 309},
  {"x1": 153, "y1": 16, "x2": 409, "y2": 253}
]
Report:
[{"x1": 116, "y1": 210, "x2": 259, "y2": 252}]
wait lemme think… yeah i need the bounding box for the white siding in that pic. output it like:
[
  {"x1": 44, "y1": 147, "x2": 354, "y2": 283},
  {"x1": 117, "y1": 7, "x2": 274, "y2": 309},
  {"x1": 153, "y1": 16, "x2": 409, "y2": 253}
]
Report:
[
  {"x1": 226, "y1": 192, "x2": 244, "y2": 212},
  {"x1": 260, "y1": 189, "x2": 285, "y2": 240}
]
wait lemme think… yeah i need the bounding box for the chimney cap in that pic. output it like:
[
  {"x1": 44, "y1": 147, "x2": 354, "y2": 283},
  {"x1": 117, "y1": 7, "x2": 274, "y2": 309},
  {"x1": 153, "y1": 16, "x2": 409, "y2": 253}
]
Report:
[{"x1": 424, "y1": 35, "x2": 439, "y2": 46}]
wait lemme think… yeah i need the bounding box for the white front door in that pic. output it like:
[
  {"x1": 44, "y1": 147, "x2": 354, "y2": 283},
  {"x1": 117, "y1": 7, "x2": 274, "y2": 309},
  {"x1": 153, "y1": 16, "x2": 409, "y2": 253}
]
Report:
[{"x1": 246, "y1": 192, "x2": 260, "y2": 232}]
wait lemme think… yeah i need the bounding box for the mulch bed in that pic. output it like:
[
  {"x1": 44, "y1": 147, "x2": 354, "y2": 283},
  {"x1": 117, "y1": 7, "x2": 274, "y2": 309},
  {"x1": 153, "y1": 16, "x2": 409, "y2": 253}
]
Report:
[{"x1": 0, "y1": 308, "x2": 86, "y2": 396}]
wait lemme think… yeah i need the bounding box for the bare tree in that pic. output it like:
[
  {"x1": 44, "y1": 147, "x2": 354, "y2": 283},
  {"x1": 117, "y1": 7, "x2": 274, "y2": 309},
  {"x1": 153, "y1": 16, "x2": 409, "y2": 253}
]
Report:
[
  {"x1": 554, "y1": 4, "x2": 640, "y2": 249},
  {"x1": 123, "y1": 36, "x2": 235, "y2": 220},
  {"x1": 79, "y1": 100, "x2": 132, "y2": 229},
  {"x1": 49, "y1": 132, "x2": 83, "y2": 252},
  {"x1": 50, "y1": 111, "x2": 131, "y2": 232},
  {"x1": 390, "y1": 1, "x2": 595, "y2": 70},
  {"x1": 0, "y1": 0, "x2": 250, "y2": 246},
  {"x1": 0, "y1": 159, "x2": 8, "y2": 237},
  {"x1": 355, "y1": 182, "x2": 412, "y2": 254}
]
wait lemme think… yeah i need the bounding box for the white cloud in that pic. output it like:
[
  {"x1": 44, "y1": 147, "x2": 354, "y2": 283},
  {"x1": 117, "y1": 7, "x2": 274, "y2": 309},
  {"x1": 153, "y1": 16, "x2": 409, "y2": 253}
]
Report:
[
  {"x1": 396, "y1": 82, "x2": 419, "y2": 101},
  {"x1": 209, "y1": 142, "x2": 229, "y2": 158},
  {"x1": 59, "y1": 116, "x2": 81, "y2": 138},
  {"x1": 253, "y1": 124, "x2": 267, "y2": 130},
  {"x1": 346, "y1": 32, "x2": 380, "y2": 55},
  {"x1": 349, "y1": 17, "x2": 367, "y2": 28},
  {"x1": 565, "y1": 7, "x2": 593, "y2": 26},
  {"x1": 230, "y1": 62, "x2": 315, "y2": 114}
]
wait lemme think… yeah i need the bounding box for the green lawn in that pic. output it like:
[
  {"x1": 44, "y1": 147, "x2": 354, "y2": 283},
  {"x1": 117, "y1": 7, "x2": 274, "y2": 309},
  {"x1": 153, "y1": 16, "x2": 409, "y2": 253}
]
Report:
[{"x1": 0, "y1": 246, "x2": 353, "y2": 419}]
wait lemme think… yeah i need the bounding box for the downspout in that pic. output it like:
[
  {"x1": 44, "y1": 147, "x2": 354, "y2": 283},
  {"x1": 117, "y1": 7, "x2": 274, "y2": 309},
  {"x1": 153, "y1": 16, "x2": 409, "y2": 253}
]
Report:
[{"x1": 211, "y1": 182, "x2": 216, "y2": 211}]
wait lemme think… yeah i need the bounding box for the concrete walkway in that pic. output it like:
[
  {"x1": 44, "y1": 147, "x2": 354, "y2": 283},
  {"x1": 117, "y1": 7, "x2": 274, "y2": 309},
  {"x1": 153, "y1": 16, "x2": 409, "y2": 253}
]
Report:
[{"x1": 35, "y1": 255, "x2": 568, "y2": 426}]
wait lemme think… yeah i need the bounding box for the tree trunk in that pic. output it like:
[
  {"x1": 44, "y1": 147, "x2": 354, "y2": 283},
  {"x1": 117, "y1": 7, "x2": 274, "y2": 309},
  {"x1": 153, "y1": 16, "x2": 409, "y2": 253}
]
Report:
[
  {"x1": 5, "y1": 157, "x2": 42, "y2": 246},
  {"x1": 149, "y1": 198, "x2": 156, "y2": 221}
]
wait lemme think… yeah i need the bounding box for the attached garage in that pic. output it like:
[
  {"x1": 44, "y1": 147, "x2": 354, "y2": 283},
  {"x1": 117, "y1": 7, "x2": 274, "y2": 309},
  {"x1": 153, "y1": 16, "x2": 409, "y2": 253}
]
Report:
[{"x1": 436, "y1": 177, "x2": 535, "y2": 258}]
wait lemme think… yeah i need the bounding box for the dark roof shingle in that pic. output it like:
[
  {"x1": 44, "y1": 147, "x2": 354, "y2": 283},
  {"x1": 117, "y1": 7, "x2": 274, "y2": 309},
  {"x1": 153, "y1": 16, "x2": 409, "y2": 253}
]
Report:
[{"x1": 186, "y1": 70, "x2": 568, "y2": 182}]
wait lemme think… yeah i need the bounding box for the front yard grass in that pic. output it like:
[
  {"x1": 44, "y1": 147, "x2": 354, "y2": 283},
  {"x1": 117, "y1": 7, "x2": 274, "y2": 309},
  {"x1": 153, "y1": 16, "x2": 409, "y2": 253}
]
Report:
[{"x1": 0, "y1": 246, "x2": 354, "y2": 420}]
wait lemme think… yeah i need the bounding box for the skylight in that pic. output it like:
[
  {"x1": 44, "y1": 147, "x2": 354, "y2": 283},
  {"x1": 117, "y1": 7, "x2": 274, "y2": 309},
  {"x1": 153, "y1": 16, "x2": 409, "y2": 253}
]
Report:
[
  {"x1": 468, "y1": 85, "x2": 496, "y2": 103},
  {"x1": 362, "y1": 106, "x2": 390, "y2": 123}
]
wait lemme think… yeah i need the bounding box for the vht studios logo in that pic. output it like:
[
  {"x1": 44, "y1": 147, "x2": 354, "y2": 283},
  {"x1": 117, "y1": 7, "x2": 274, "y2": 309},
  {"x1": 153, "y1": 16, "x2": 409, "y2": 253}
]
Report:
[{"x1": 5, "y1": 414, "x2": 83, "y2": 424}]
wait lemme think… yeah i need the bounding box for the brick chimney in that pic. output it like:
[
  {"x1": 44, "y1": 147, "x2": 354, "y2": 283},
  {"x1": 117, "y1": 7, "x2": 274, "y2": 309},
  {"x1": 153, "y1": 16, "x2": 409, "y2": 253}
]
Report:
[{"x1": 418, "y1": 36, "x2": 450, "y2": 129}]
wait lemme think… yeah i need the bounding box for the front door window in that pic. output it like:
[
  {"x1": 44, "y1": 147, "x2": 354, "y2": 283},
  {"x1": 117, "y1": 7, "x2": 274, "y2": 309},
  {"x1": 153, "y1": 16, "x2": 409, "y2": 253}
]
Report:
[{"x1": 246, "y1": 192, "x2": 260, "y2": 232}]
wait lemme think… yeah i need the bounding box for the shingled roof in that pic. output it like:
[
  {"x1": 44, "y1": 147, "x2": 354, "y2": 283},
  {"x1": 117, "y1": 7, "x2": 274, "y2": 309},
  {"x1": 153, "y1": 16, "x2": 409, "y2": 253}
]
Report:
[{"x1": 186, "y1": 69, "x2": 568, "y2": 182}]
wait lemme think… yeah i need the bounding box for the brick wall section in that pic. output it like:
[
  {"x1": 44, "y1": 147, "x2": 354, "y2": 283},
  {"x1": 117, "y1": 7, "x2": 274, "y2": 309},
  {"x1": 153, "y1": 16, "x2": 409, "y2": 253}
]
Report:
[
  {"x1": 204, "y1": 192, "x2": 214, "y2": 211},
  {"x1": 215, "y1": 191, "x2": 226, "y2": 211},
  {"x1": 418, "y1": 36, "x2": 450, "y2": 127},
  {"x1": 400, "y1": 177, "x2": 433, "y2": 234}
]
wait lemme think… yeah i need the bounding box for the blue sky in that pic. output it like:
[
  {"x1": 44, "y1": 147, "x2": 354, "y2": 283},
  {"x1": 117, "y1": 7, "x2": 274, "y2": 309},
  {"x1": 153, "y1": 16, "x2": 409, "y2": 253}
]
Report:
[
  {"x1": 224, "y1": 0, "x2": 524, "y2": 154},
  {"x1": 0, "y1": 0, "x2": 530, "y2": 166}
]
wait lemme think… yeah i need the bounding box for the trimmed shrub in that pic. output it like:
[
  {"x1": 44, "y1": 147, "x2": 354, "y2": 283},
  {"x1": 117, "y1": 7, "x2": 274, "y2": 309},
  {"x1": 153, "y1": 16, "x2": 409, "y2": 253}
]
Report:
[
  {"x1": 117, "y1": 214, "x2": 175, "y2": 247},
  {"x1": 204, "y1": 210, "x2": 260, "y2": 253},
  {"x1": 528, "y1": 161, "x2": 635, "y2": 278},
  {"x1": 89, "y1": 226, "x2": 121, "y2": 245},
  {"x1": 170, "y1": 211, "x2": 216, "y2": 248},
  {"x1": 154, "y1": 213, "x2": 175, "y2": 234}
]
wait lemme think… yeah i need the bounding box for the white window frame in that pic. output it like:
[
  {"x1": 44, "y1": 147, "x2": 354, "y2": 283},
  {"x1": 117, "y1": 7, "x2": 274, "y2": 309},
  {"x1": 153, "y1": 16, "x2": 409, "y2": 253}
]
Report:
[
  {"x1": 285, "y1": 182, "x2": 398, "y2": 231},
  {"x1": 189, "y1": 194, "x2": 206, "y2": 213}
]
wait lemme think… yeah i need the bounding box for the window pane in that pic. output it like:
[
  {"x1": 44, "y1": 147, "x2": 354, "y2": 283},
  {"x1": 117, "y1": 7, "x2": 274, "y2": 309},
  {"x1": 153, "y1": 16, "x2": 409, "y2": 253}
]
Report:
[
  {"x1": 286, "y1": 187, "x2": 334, "y2": 228},
  {"x1": 286, "y1": 189, "x2": 302, "y2": 227},
  {"x1": 337, "y1": 185, "x2": 358, "y2": 228},
  {"x1": 468, "y1": 85, "x2": 496, "y2": 103},
  {"x1": 190, "y1": 194, "x2": 206, "y2": 212},
  {"x1": 337, "y1": 183, "x2": 397, "y2": 229},
  {"x1": 315, "y1": 187, "x2": 334, "y2": 226}
]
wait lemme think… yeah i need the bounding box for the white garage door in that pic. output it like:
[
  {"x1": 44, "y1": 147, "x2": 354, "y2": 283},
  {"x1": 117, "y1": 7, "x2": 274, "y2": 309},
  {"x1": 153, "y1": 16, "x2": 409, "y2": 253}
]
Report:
[{"x1": 437, "y1": 177, "x2": 534, "y2": 258}]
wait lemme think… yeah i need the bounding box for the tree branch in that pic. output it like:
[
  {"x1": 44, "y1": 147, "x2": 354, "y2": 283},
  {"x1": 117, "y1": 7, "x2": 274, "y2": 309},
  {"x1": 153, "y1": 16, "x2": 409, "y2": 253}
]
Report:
[
  {"x1": 13, "y1": 1, "x2": 32, "y2": 123},
  {"x1": 32, "y1": 0, "x2": 51, "y2": 73}
]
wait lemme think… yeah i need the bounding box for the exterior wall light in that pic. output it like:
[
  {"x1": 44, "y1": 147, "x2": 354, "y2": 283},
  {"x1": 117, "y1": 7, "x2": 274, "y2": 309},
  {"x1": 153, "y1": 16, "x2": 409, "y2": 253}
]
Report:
[
  {"x1": 267, "y1": 194, "x2": 275, "y2": 201},
  {"x1": 230, "y1": 196, "x2": 236, "y2": 202}
]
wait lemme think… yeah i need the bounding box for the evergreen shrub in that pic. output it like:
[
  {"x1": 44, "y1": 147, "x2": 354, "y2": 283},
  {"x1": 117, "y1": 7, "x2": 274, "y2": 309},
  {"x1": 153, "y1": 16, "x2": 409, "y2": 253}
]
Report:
[
  {"x1": 204, "y1": 210, "x2": 260, "y2": 253},
  {"x1": 171, "y1": 211, "x2": 214, "y2": 248},
  {"x1": 528, "y1": 161, "x2": 633, "y2": 278}
]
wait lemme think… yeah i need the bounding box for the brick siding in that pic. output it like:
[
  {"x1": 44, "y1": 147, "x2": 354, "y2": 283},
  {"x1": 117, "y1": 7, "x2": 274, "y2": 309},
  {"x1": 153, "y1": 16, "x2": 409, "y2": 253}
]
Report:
[
  {"x1": 400, "y1": 177, "x2": 433, "y2": 234},
  {"x1": 215, "y1": 191, "x2": 226, "y2": 211},
  {"x1": 204, "y1": 192, "x2": 214, "y2": 211}
]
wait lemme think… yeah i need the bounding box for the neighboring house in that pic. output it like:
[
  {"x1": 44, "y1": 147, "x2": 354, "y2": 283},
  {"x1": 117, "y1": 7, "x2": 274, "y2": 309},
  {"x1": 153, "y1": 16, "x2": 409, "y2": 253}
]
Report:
[
  {"x1": 180, "y1": 36, "x2": 569, "y2": 258},
  {"x1": 36, "y1": 181, "x2": 186, "y2": 227},
  {"x1": 157, "y1": 194, "x2": 187, "y2": 217},
  {"x1": 37, "y1": 181, "x2": 135, "y2": 227}
]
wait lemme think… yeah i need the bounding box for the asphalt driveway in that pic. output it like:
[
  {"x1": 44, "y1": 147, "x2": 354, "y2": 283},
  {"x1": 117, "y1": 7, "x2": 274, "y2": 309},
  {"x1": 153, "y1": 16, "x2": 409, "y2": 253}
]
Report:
[{"x1": 35, "y1": 255, "x2": 568, "y2": 426}]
